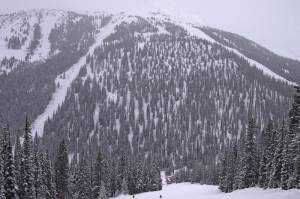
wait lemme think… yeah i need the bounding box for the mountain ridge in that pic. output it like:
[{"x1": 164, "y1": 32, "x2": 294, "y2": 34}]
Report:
[{"x1": 0, "y1": 9, "x2": 299, "y2": 84}]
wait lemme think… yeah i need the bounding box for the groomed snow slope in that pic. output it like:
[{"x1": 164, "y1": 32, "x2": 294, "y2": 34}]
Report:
[{"x1": 117, "y1": 183, "x2": 300, "y2": 199}]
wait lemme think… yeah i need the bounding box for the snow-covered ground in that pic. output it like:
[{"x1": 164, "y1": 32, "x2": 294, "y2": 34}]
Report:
[{"x1": 117, "y1": 183, "x2": 300, "y2": 199}]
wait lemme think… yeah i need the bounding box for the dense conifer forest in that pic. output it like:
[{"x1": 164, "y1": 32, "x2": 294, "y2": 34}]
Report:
[
  {"x1": 218, "y1": 87, "x2": 300, "y2": 192},
  {"x1": 0, "y1": 9, "x2": 300, "y2": 198},
  {"x1": 0, "y1": 117, "x2": 162, "y2": 198}
]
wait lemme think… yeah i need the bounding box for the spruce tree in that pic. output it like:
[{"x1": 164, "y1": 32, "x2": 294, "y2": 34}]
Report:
[
  {"x1": 92, "y1": 150, "x2": 110, "y2": 198},
  {"x1": 0, "y1": 128, "x2": 5, "y2": 199},
  {"x1": 121, "y1": 177, "x2": 128, "y2": 195},
  {"x1": 74, "y1": 158, "x2": 91, "y2": 199},
  {"x1": 43, "y1": 152, "x2": 56, "y2": 199},
  {"x1": 233, "y1": 140, "x2": 243, "y2": 191},
  {"x1": 14, "y1": 130, "x2": 22, "y2": 198},
  {"x1": 218, "y1": 152, "x2": 227, "y2": 192},
  {"x1": 110, "y1": 159, "x2": 118, "y2": 197},
  {"x1": 287, "y1": 86, "x2": 300, "y2": 188},
  {"x1": 135, "y1": 160, "x2": 144, "y2": 193},
  {"x1": 225, "y1": 143, "x2": 238, "y2": 193},
  {"x1": 33, "y1": 151, "x2": 42, "y2": 198},
  {"x1": 281, "y1": 122, "x2": 290, "y2": 190},
  {"x1": 97, "y1": 184, "x2": 107, "y2": 199},
  {"x1": 142, "y1": 163, "x2": 152, "y2": 192},
  {"x1": 2, "y1": 126, "x2": 16, "y2": 199},
  {"x1": 151, "y1": 162, "x2": 162, "y2": 191},
  {"x1": 258, "y1": 123, "x2": 274, "y2": 188},
  {"x1": 238, "y1": 118, "x2": 258, "y2": 188},
  {"x1": 118, "y1": 154, "x2": 128, "y2": 192},
  {"x1": 54, "y1": 139, "x2": 69, "y2": 199},
  {"x1": 127, "y1": 160, "x2": 137, "y2": 195},
  {"x1": 20, "y1": 116, "x2": 36, "y2": 199},
  {"x1": 68, "y1": 163, "x2": 78, "y2": 198},
  {"x1": 268, "y1": 122, "x2": 285, "y2": 188}
]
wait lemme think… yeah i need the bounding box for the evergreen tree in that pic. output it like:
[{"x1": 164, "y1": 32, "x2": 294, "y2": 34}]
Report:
[
  {"x1": 2, "y1": 126, "x2": 16, "y2": 199},
  {"x1": 20, "y1": 116, "x2": 36, "y2": 199},
  {"x1": 33, "y1": 151, "x2": 42, "y2": 198},
  {"x1": 233, "y1": 140, "x2": 243, "y2": 191},
  {"x1": 287, "y1": 86, "x2": 300, "y2": 188},
  {"x1": 225, "y1": 143, "x2": 238, "y2": 193},
  {"x1": 142, "y1": 163, "x2": 152, "y2": 192},
  {"x1": 117, "y1": 154, "x2": 128, "y2": 192},
  {"x1": 135, "y1": 160, "x2": 144, "y2": 193},
  {"x1": 54, "y1": 139, "x2": 69, "y2": 199},
  {"x1": 14, "y1": 130, "x2": 22, "y2": 198},
  {"x1": 281, "y1": 122, "x2": 290, "y2": 190},
  {"x1": 0, "y1": 128, "x2": 5, "y2": 199},
  {"x1": 127, "y1": 160, "x2": 137, "y2": 195},
  {"x1": 238, "y1": 118, "x2": 258, "y2": 189},
  {"x1": 68, "y1": 163, "x2": 78, "y2": 198},
  {"x1": 218, "y1": 152, "x2": 228, "y2": 192},
  {"x1": 74, "y1": 158, "x2": 91, "y2": 199},
  {"x1": 121, "y1": 177, "x2": 128, "y2": 195},
  {"x1": 151, "y1": 162, "x2": 162, "y2": 191},
  {"x1": 92, "y1": 150, "x2": 110, "y2": 198},
  {"x1": 97, "y1": 183, "x2": 107, "y2": 199},
  {"x1": 43, "y1": 152, "x2": 56, "y2": 199},
  {"x1": 258, "y1": 123, "x2": 274, "y2": 188},
  {"x1": 109, "y1": 159, "x2": 119, "y2": 197},
  {"x1": 268, "y1": 122, "x2": 285, "y2": 188}
]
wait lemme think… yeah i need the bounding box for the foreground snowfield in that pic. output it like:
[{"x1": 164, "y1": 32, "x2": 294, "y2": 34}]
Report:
[{"x1": 116, "y1": 183, "x2": 300, "y2": 199}]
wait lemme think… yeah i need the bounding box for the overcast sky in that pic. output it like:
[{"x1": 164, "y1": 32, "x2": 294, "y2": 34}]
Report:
[{"x1": 1, "y1": 0, "x2": 299, "y2": 60}]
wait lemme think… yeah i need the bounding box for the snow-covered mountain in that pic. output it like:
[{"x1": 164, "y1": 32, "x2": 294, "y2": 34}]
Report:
[{"x1": 0, "y1": 9, "x2": 298, "y2": 174}]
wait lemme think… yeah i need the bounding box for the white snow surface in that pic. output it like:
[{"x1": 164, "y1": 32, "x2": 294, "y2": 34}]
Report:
[
  {"x1": 30, "y1": 11, "x2": 65, "y2": 62},
  {"x1": 0, "y1": 10, "x2": 66, "y2": 62},
  {"x1": 31, "y1": 16, "x2": 125, "y2": 137},
  {"x1": 116, "y1": 183, "x2": 300, "y2": 199}
]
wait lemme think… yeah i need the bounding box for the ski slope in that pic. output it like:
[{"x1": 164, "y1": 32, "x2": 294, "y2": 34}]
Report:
[{"x1": 116, "y1": 183, "x2": 300, "y2": 199}]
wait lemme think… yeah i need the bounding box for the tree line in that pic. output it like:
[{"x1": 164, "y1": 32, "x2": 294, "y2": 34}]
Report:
[
  {"x1": 0, "y1": 117, "x2": 162, "y2": 199},
  {"x1": 219, "y1": 86, "x2": 300, "y2": 192}
]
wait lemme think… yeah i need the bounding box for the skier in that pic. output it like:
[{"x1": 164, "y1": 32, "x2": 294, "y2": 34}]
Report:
[
  {"x1": 132, "y1": 195, "x2": 135, "y2": 198},
  {"x1": 159, "y1": 195, "x2": 162, "y2": 198}
]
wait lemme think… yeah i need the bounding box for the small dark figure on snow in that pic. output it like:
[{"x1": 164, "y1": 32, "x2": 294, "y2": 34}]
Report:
[
  {"x1": 159, "y1": 195, "x2": 162, "y2": 198},
  {"x1": 132, "y1": 195, "x2": 135, "y2": 198}
]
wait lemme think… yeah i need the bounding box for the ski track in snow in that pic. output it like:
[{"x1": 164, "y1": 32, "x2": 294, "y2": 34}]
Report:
[
  {"x1": 116, "y1": 183, "x2": 300, "y2": 199},
  {"x1": 31, "y1": 17, "x2": 124, "y2": 137}
]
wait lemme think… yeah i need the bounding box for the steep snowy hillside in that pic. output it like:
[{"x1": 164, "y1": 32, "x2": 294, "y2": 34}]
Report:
[
  {"x1": 199, "y1": 26, "x2": 300, "y2": 84},
  {"x1": 116, "y1": 183, "x2": 300, "y2": 199},
  {"x1": 0, "y1": 10, "x2": 66, "y2": 62},
  {"x1": 0, "y1": 9, "x2": 298, "y2": 180}
]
